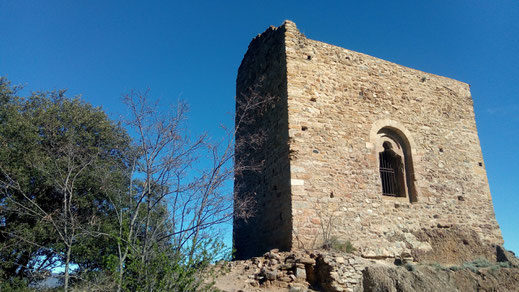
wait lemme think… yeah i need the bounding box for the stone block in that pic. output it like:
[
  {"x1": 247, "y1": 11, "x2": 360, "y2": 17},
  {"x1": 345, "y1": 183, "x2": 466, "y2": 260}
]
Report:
[{"x1": 295, "y1": 267, "x2": 306, "y2": 279}]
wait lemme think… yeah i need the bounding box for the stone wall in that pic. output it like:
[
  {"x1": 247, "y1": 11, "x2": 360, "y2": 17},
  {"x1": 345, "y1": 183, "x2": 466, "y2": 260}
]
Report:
[
  {"x1": 233, "y1": 24, "x2": 292, "y2": 259},
  {"x1": 234, "y1": 20, "x2": 503, "y2": 259},
  {"x1": 216, "y1": 249, "x2": 370, "y2": 292},
  {"x1": 283, "y1": 21, "x2": 503, "y2": 256}
]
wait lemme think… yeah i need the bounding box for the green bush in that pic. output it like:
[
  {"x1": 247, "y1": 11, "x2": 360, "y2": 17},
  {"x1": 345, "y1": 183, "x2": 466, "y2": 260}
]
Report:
[
  {"x1": 322, "y1": 236, "x2": 356, "y2": 253},
  {"x1": 430, "y1": 262, "x2": 449, "y2": 271},
  {"x1": 498, "y1": 262, "x2": 511, "y2": 268},
  {"x1": 0, "y1": 277, "x2": 32, "y2": 292},
  {"x1": 461, "y1": 258, "x2": 492, "y2": 272},
  {"x1": 469, "y1": 258, "x2": 492, "y2": 268},
  {"x1": 447, "y1": 258, "x2": 510, "y2": 273}
]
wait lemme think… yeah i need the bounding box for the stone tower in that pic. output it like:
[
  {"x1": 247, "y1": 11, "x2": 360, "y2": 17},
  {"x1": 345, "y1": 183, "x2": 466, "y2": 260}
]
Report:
[{"x1": 233, "y1": 21, "x2": 503, "y2": 260}]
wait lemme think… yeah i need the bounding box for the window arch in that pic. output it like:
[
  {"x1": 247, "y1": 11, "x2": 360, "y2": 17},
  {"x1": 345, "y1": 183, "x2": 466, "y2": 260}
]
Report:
[{"x1": 375, "y1": 127, "x2": 417, "y2": 202}]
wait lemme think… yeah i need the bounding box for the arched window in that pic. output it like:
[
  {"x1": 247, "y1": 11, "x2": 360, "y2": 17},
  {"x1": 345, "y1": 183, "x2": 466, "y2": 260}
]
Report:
[
  {"x1": 379, "y1": 141, "x2": 406, "y2": 197},
  {"x1": 376, "y1": 127, "x2": 417, "y2": 202}
]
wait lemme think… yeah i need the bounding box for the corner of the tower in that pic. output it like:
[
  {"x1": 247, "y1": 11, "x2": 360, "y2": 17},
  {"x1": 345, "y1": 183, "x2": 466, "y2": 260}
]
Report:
[
  {"x1": 282, "y1": 19, "x2": 298, "y2": 31},
  {"x1": 280, "y1": 20, "x2": 305, "y2": 54},
  {"x1": 233, "y1": 21, "x2": 293, "y2": 260}
]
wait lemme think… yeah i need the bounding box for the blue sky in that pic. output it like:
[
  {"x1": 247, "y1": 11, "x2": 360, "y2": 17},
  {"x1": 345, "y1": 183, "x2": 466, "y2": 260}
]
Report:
[{"x1": 1, "y1": 1, "x2": 518, "y2": 254}]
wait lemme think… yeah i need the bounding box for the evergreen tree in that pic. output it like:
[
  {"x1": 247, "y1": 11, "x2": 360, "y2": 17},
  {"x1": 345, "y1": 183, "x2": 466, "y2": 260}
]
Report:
[{"x1": 0, "y1": 77, "x2": 131, "y2": 288}]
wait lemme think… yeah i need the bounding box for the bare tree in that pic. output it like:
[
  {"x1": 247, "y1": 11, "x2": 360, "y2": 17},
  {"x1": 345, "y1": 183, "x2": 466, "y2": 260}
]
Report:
[
  {"x1": 109, "y1": 91, "x2": 204, "y2": 291},
  {"x1": 109, "y1": 88, "x2": 275, "y2": 291}
]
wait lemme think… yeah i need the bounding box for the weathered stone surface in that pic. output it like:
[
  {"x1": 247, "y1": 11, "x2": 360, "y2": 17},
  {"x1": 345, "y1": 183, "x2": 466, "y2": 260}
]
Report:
[
  {"x1": 295, "y1": 267, "x2": 306, "y2": 279},
  {"x1": 411, "y1": 225, "x2": 497, "y2": 265},
  {"x1": 214, "y1": 248, "x2": 519, "y2": 292},
  {"x1": 298, "y1": 257, "x2": 316, "y2": 265},
  {"x1": 362, "y1": 265, "x2": 519, "y2": 292},
  {"x1": 289, "y1": 285, "x2": 307, "y2": 292},
  {"x1": 265, "y1": 269, "x2": 278, "y2": 280},
  {"x1": 234, "y1": 20, "x2": 503, "y2": 260},
  {"x1": 233, "y1": 22, "x2": 292, "y2": 260}
]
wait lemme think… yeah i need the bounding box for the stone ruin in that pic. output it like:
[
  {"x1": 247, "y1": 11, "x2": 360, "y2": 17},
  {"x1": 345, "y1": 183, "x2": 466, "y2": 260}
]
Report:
[
  {"x1": 233, "y1": 20, "x2": 503, "y2": 261},
  {"x1": 214, "y1": 247, "x2": 519, "y2": 292}
]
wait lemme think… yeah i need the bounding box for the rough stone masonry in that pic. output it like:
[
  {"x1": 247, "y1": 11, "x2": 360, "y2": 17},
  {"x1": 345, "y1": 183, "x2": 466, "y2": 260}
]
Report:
[{"x1": 233, "y1": 20, "x2": 503, "y2": 260}]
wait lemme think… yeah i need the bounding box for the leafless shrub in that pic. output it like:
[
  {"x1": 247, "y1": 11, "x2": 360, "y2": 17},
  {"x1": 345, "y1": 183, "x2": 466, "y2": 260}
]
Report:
[{"x1": 109, "y1": 87, "x2": 276, "y2": 291}]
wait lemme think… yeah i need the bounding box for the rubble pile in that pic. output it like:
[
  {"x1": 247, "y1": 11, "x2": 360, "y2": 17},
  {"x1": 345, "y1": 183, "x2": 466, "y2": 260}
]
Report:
[
  {"x1": 218, "y1": 249, "x2": 371, "y2": 292},
  {"x1": 215, "y1": 245, "x2": 519, "y2": 292}
]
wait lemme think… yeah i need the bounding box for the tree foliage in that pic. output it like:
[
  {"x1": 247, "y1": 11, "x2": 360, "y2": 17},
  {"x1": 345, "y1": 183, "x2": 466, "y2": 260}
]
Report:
[
  {"x1": 0, "y1": 77, "x2": 236, "y2": 291},
  {"x1": 0, "y1": 77, "x2": 131, "y2": 288}
]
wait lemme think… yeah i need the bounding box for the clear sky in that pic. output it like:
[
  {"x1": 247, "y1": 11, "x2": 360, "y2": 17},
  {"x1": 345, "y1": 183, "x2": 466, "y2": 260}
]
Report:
[{"x1": 1, "y1": 1, "x2": 518, "y2": 254}]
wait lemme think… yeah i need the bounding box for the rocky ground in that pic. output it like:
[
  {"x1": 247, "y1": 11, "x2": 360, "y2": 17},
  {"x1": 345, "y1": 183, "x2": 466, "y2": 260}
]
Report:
[
  {"x1": 214, "y1": 227, "x2": 519, "y2": 291},
  {"x1": 214, "y1": 247, "x2": 519, "y2": 292},
  {"x1": 363, "y1": 263, "x2": 519, "y2": 292},
  {"x1": 214, "y1": 249, "x2": 368, "y2": 292}
]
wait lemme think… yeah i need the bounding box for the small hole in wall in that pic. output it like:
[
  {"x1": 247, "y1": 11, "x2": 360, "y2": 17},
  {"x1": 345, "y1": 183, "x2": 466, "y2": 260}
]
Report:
[
  {"x1": 307, "y1": 55, "x2": 312, "y2": 60},
  {"x1": 301, "y1": 126, "x2": 308, "y2": 131},
  {"x1": 313, "y1": 149, "x2": 319, "y2": 154},
  {"x1": 478, "y1": 162, "x2": 483, "y2": 167},
  {"x1": 439, "y1": 148, "x2": 444, "y2": 152},
  {"x1": 310, "y1": 97, "x2": 317, "y2": 102},
  {"x1": 330, "y1": 192, "x2": 334, "y2": 198},
  {"x1": 458, "y1": 196, "x2": 465, "y2": 201}
]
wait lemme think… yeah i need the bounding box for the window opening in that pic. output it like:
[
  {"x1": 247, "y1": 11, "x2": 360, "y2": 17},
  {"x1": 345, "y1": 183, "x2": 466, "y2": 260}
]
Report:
[
  {"x1": 375, "y1": 126, "x2": 417, "y2": 202},
  {"x1": 379, "y1": 142, "x2": 406, "y2": 197}
]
